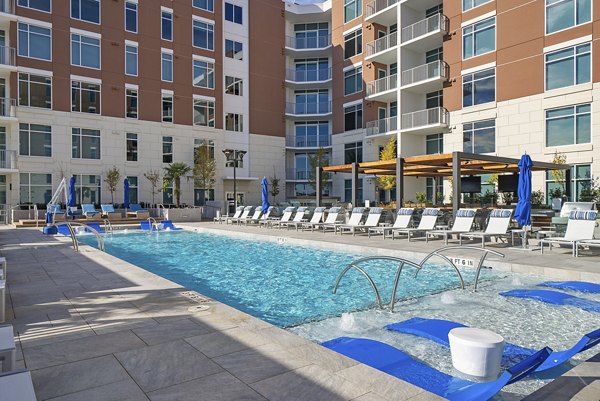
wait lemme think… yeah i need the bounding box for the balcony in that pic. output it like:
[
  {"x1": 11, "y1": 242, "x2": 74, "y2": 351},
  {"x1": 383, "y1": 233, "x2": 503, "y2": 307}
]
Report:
[
  {"x1": 365, "y1": 32, "x2": 398, "y2": 64},
  {"x1": 285, "y1": 34, "x2": 331, "y2": 56},
  {"x1": 401, "y1": 13, "x2": 449, "y2": 51},
  {"x1": 0, "y1": 0, "x2": 16, "y2": 21},
  {"x1": 365, "y1": 0, "x2": 399, "y2": 25},
  {"x1": 401, "y1": 107, "x2": 449, "y2": 134},
  {"x1": 366, "y1": 116, "x2": 398, "y2": 137},
  {"x1": 286, "y1": 168, "x2": 332, "y2": 182},
  {"x1": 401, "y1": 60, "x2": 449, "y2": 93},
  {"x1": 0, "y1": 149, "x2": 17, "y2": 171},
  {"x1": 285, "y1": 101, "x2": 332, "y2": 118},
  {"x1": 285, "y1": 67, "x2": 332, "y2": 89},
  {"x1": 0, "y1": 45, "x2": 16, "y2": 71},
  {"x1": 366, "y1": 74, "x2": 398, "y2": 102},
  {"x1": 286, "y1": 136, "x2": 331, "y2": 149},
  {"x1": 0, "y1": 97, "x2": 16, "y2": 120}
]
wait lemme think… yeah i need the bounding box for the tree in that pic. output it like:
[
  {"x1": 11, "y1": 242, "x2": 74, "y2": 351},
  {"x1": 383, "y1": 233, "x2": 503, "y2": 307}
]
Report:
[
  {"x1": 308, "y1": 147, "x2": 330, "y2": 194},
  {"x1": 164, "y1": 162, "x2": 192, "y2": 207},
  {"x1": 376, "y1": 136, "x2": 396, "y2": 196},
  {"x1": 551, "y1": 151, "x2": 567, "y2": 196},
  {"x1": 193, "y1": 146, "x2": 216, "y2": 205},
  {"x1": 144, "y1": 170, "x2": 162, "y2": 206},
  {"x1": 104, "y1": 166, "x2": 121, "y2": 204},
  {"x1": 269, "y1": 168, "x2": 280, "y2": 201}
]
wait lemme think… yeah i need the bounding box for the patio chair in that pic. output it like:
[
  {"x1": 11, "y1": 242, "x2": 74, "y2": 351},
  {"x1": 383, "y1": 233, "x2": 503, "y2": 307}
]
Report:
[
  {"x1": 279, "y1": 207, "x2": 309, "y2": 229},
  {"x1": 338, "y1": 207, "x2": 384, "y2": 236},
  {"x1": 392, "y1": 208, "x2": 440, "y2": 241},
  {"x1": 223, "y1": 206, "x2": 244, "y2": 224},
  {"x1": 228, "y1": 206, "x2": 252, "y2": 225},
  {"x1": 238, "y1": 207, "x2": 262, "y2": 225},
  {"x1": 540, "y1": 210, "x2": 598, "y2": 257},
  {"x1": 459, "y1": 209, "x2": 513, "y2": 248},
  {"x1": 81, "y1": 204, "x2": 99, "y2": 218},
  {"x1": 426, "y1": 208, "x2": 477, "y2": 244},
  {"x1": 47, "y1": 204, "x2": 65, "y2": 221},
  {"x1": 100, "y1": 204, "x2": 122, "y2": 220},
  {"x1": 307, "y1": 207, "x2": 343, "y2": 232},
  {"x1": 263, "y1": 206, "x2": 295, "y2": 228},
  {"x1": 127, "y1": 203, "x2": 150, "y2": 219},
  {"x1": 243, "y1": 206, "x2": 273, "y2": 225},
  {"x1": 297, "y1": 207, "x2": 326, "y2": 231},
  {"x1": 323, "y1": 207, "x2": 363, "y2": 233},
  {"x1": 368, "y1": 208, "x2": 414, "y2": 238}
]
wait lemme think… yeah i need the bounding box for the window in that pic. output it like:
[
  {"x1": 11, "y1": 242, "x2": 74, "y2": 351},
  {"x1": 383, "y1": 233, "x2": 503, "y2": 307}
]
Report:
[
  {"x1": 161, "y1": 11, "x2": 173, "y2": 41},
  {"x1": 193, "y1": 60, "x2": 215, "y2": 88},
  {"x1": 463, "y1": 17, "x2": 495, "y2": 59},
  {"x1": 127, "y1": 176, "x2": 138, "y2": 204},
  {"x1": 163, "y1": 180, "x2": 173, "y2": 204},
  {"x1": 426, "y1": 133, "x2": 443, "y2": 154},
  {"x1": 71, "y1": 0, "x2": 100, "y2": 24},
  {"x1": 344, "y1": 0, "x2": 362, "y2": 23},
  {"x1": 344, "y1": 179, "x2": 363, "y2": 203},
  {"x1": 546, "y1": 0, "x2": 591, "y2": 34},
  {"x1": 546, "y1": 165, "x2": 591, "y2": 202},
  {"x1": 162, "y1": 52, "x2": 173, "y2": 82},
  {"x1": 546, "y1": 104, "x2": 591, "y2": 147},
  {"x1": 72, "y1": 81, "x2": 100, "y2": 114},
  {"x1": 193, "y1": 20, "x2": 214, "y2": 50},
  {"x1": 294, "y1": 121, "x2": 330, "y2": 147},
  {"x1": 18, "y1": 23, "x2": 51, "y2": 60},
  {"x1": 162, "y1": 136, "x2": 173, "y2": 163},
  {"x1": 193, "y1": 0, "x2": 213, "y2": 12},
  {"x1": 344, "y1": 66, "x2": 362, "y2": 96},
  {"x1": 225, "y1": 76, "x2": 243, "y2": 96},
  {"x1": 225, "y1": 39, "x2": 243, "y2": 60},
  {"x1": 71, "y1": 34, "x2": 100, "y2": 69},
  {"x1": 545, "y1": 43, "x2": 591, "y2": 91},
  {"x1": 294, "y1": 89, "x2": 329, "y2": 114},
  {"x1": 194, "y1": 139, "x2": 215, "y2": 161},
  {"x1": 344, "y1": 103, "x2": 362, "y2": 131},
  {"x1": 426, "y1": 178, "x2": 444, "y2": 202},
  {"x1": 294, "y1": 58, "x2": 329, "y2": 82},
  {"x1": 125, "y1": 44, "x2": 138, "y2": 76},
  {"x1": 463, "y1": 119, "x2": 495, "y2": 154},
  {"x1": 426, "y1": 47, "x2": 443, "y2": 63},
  {"x1": 225, "y1": 113, "x2": 243, "y2": 132},
  {"x1": 18, "y1": 73, "x2": 52, "y2": 109},
  {"x1": 75, "y1": 175, "x2": 101, "y2": 205},
  {"x1": 426, "y1": 4, "x2": 443, "y2": 17},
  {"x1": 126, "y1": 133, "x2": 138, "y2": 162},
  {"x1": 193, "y1": 99, "x2": 215, "y2": 127},
  {"x1": 344, "y1": 141, "x2": 363, "y2": 164},
  {"x1": 225, "y1": 2, "x2": 242, "y2": 24},
  {"x1": 294, "y1": 23, "x2": 329, "y2": 49},
  {"x1": 426, "y1": 90, "x2": 443, "y2": 109},
  {"x1": 19, "y1": 123, "x2": 51, "y2": 157},
  {"x1": 18, "y1": 0, "x2": 51, "y2": 12},
  {"x1": 463, "y1": 0, "x2": 492, "y2": 11},
  {"x1": 125, "y1": 1, "x2": 137, "y2": 33},
  {"x1": 19, "y1": 173, "x2": 52, "y2": 205},
  {"x1": 162, "y1": 94, "x2": 173, "y2": 123},
  {"x1": 72, "y1": 128, "x2": 100, "y2": 159},
  {"x1": 344, "y1": 29, "x2": 362, "y2": 59},
  {"x1": 463, "y1": 68, "x2": 495, "y2": 107},
  {"x1": 126, "y1": 88, "x2": 137, "y2": 118}
]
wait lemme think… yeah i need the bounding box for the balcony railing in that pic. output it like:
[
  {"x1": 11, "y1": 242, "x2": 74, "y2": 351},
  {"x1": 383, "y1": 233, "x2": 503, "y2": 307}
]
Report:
[
  {"x1": 0, "y1": 45, "x2": 15, "y2": 67},
  {"x1": 366, "y1": 74, "x2": 398, "y2": 97},
  {"x1": 285, "y1": 34, "x2": 331, "y2": 50},
  {"x1": 0, "y1": 150, "x2": 16, "y2": 170},
  {"x1": 402, "y1": 13, "x2": 449, "y2": 43},
  {"x1": 366, "y1": 116, "x2": 398, "y2": 136},
  {"x1": 401, "y1": 107, "x2": 449, "y2": 131},
  {"x1": 285, "y1": 67, "x2": 332, "y2": 83},
  {"x1": 0, "y1": 0, "x2": 15, "y2": 15},
  {"x1": 286, "y1": 168, "x2": 332, "y2": 181},
  {"x1": 285, "y1": 101, "x2": 332, "y2": 115},
  {"x1": 401, "y1": 60, "x2": 449, "y2": 87},
  {"x1": 0, "y1": 98, "x2": 16, "y2": 117},
  {"x1": 366, "y1": 32, "x2": 398, "y2": 57},
  {"x1": 286, "y1": 136, "x2": 331, "y2": 148},
  {"x1": 365, "y1": 0, "x2": 399, "y2": 18}
]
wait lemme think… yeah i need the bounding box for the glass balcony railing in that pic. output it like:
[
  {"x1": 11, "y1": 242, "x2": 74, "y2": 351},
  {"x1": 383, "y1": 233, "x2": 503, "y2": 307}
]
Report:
[
  {"x1": 286, "y1": 168, "x2": 332, "y2": 181},
  {"x1": 366, "y1": 32, "x2": 398, "y2": 57},
  {"x1": 285, "y1": 67, "x2": 332, "y2": 83},
  {"x1": 401, "y1": 107, "x2": 449, "y2": 131},
  {"x1": 366, "y1": 74, "x2": 398, "y2": 97},
  {"x1": 0, "y1": 149, "x2": 16, "y2": 169},
  {"x1": 401, "y1": 60, "x2": 449, "y2": 87},
  {"x1": 365, "y1": 0, "x2": 399, "y2": 18},
  {"x1": 366, "y1": 116, "x2": 398, "y2": 136},
  {"x1": 0, "y1": 98, "x2": 16, "y2": 117},
  {"x1": 286, "y1": 136, "x2": 331, "y2": 148},
  {"x1": 0, "y1": 46, "x2": 16, "y2": 67},
  {"x1": 285, "y1": 101, "x2": 332, "y2": 115},
  {"x1": 285, "y1": 34, "x2": 331, "y2": 50},
  {"x1": 402, "y1": 13, "x2": 449, "y2": 43}
]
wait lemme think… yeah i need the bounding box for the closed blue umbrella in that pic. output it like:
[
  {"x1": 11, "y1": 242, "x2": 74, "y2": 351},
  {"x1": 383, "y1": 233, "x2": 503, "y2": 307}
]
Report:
[
  {"x1": 124, "y1": 178, "x2": 130, "y2": 209},
  {"x1": 67, "y1": 176, "x2": 76, "y2": 216},
  {"x1": 514, "y1": 154, "x2": 533, "y2": 227},
  {"x1": 261, "y1": 177, "x2": 270, "y2": 213}
]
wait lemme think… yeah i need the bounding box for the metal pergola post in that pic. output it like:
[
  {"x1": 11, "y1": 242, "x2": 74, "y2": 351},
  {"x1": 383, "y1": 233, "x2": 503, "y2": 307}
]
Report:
[
  {"x1": 351, "y1": 162, "x2": 358, "y2": 207},
  {"x1": 565, "y1": 167, "x2": 572, "y2": 201},
  {"x1": 452, "y1": 152, "x2": 462, "y2": 216},
  {"x1": 395, "y1": 157, "x2": 404, "y2": 210},
  {"x1": 315, "y1": 166, "x2": 322, "y2": 207}
]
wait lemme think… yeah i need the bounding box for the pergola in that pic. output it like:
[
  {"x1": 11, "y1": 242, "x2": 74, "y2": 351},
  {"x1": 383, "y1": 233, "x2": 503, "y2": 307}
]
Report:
[{"x1": 319, "y1": 151, "x2": 571, "y2": 214}]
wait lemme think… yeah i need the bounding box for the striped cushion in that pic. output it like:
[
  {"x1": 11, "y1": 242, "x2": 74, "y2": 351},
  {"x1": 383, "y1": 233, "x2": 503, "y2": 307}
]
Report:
[
  {"x1": 397, "y1": 208, "x2": 414, "y2": 215},
  {"x1": 489, "y1": 209, "x2": 512, "y2": 218},
  {"x1": 352, "y1": 207, "x2": 365, "y2": 214},
  {"x1": 236, "y1": 206, "x2": 244, "y2": 211},
  {"x1": 422, "y1": 208, "x2": 439, "y2": 216},
  {"x1": 283, "y1": 206, "x2": 296, "y2": 212},
  {"x1": 569, "y1": 210, "x2": 597, "y2": 220},
  {"x1": 329, "y1": 207, "x2": 341, "y2": 213},
  {"x1": 243, "y1": 206, "x2": 253, "y2": 211},
  {"x1": 297, "y1": 207, "x2": 308, "y2": 212},
  {"x1": 369, "y1": 207, "x2": 383, "y2": 214},
  {"x1": 314, "y1": 207, "x2": 326, "y2": 213},
  {"x1": 456, "y1": 209, "x2": 476, "y2": 218}
]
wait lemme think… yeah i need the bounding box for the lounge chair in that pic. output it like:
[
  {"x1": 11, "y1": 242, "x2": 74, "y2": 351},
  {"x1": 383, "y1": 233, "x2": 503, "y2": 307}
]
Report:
[
  {"x1": 278, "y1": 207, "x2": 308, "y2": 229},
  {"x1": 228, "y1": 206, "x2": 252, "y2": 224},
  {"x1": 47, "y1": 204, "x2": 66, "y2": 221},
  {"x1": 368, "y1": 208, "x2": 414, "y2": 238},
  {"x1": 322, "y1": 337, "x2": 551, "y2": 401},
  {"x1": 392, "y1": 208, "x2": 440, "y2": 241},
  {"x1": 540, "y1": 210, "x2": 598, "y2": 257},
  {"x1": 222, "y1": 206, "x2": 244, "y2": 224},
  {"x1": 293, "y1": 207, "x2": 326, "y2": 231},
  {"x1": 100, "y1": 204, "x2": 122, "y2": 220},
  {"x1": 500, "y1": 288, "x2": 600, "y2": 313},
  {"x1": 539, "y1": 280, "x2": 600, "y2": 293},
  {"x1": 262, "y1": 206, "x2": 295, "y2": 228},
  {"x1": 325, "y1": 207, "x2": 363, "y2": 233},
  {"x1": 426, "y1": 208, "x2": 477, "y2": 244},
  {"x1": 459, "y1": 209, "x2": 513, "y2": 248},
  {"x1": 338, "y1": 207, "x2": 383, "y2": 236},
  {"x1": 0, "y1": 370, "x2": 37, "y2": 401},
  {"x1": 243, "y1": 206, "x2": 273, "y2": 225},
  {"x1": 81, "y1": 204, "x2": 99, "y2": 218},
  {"x1": 308, "y1": 207, "x2": 343, "y2": 232},
  {"x1": 127, "y1": 203, "x2": 150, "y2": 219},
  {"x1": 386, "y1": 317, "x2": 600, "y2": 372},
  {"x1": 238, "y1": 207, "x2": 262, "y2": 225}
]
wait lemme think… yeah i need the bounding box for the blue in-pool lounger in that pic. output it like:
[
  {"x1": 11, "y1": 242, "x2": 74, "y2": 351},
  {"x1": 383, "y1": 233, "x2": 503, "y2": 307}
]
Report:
[
  {"x1": 538, "y1": 281, "x2": 600, "y2": 294},
  {"x1": 140, "y1": 220, "x2": 182, "y2": 231},
  {"x1": 321, "y1": 337, "x2": 551, "y2": 401},
  {"x1": 500, "y1": 289, "x2": 600, "y2": 313},
  {"x1": 386, "y1": 317, "x2": 600, "y2": 372}
]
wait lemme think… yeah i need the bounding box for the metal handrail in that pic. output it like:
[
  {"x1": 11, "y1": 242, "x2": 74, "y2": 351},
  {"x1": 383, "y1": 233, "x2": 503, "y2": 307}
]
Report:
[
  {"x1": 401, "y1": 60, "x2": 449, "y2": 87},
  {"x1": 52, "y1": 222, "x2": 105, "y2": 252},
  {"x1": 103, "y1": 219, "x2": 114, "y2": 235},
  {"x1": 365, "y1": 0, "x2": 399, "y2": 18},
  {"x1": 147, "y1": 216, "x2": 160, "y2": 231},
  {"x1": 33, "y1": 204, "x2": 38, "y2": 228},
  {"x1": 365, "y1": 116, "x2": 398, "y2": 136},
  {"x1": 366, "y1": 74, "x2": 398, "y2": 97},
  {"x1": 401, "y1": 13, "x2": 449, "y2": 43},
  {"x1": 285, "y1": 67, "x2": 332, "y2": 83},
  {"x1": 401, "y1": 107, "x2": 449, "y2": 130},
  {"x1": 366, "y1": 32, "x2": 398, "y2": 57}
]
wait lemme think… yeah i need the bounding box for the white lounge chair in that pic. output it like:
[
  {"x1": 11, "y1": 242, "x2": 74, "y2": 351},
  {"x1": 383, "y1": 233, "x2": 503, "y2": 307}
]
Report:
[
  {"x1": 392, "y1": 208, "x2": 440, "y2": 241},
  {"x1": 238, "y1": 206, "x2": 262, "y2": 225},
  {"x1": 541, "y1": 210, "x2": 598, "y2": 257},
  {"x1": 222, "y1": 206, "x2": 243, "y2": 224},
  {"x1": 100, "y1": 204, "x2": 122, "y2": 220},
  {"x1": 295, "y1": 207, "x2": 326, "y2": 231},
  {"x1": 308, "y1": 207, "x2": 343, "y2": 231},
  {"x1": 279, "y1": 207, "x2": 309, "y2": 229},
  {"x1": 426, "y1": 208, "x2": 477, "y2": 244},
  {"x1": 338, "y1": 207, "x2": 384, "y2": 235},
  {"x1": 325, "y1": 207, "x2": 363, "y2": 233},
  {"x1": 0, "y1": 324, "x2": 16, "y2": 372},
  {"x1": 0, "y1": 370, "x2": 37, "y2": 400},
  {"x1": 244, "y1": 206, "x2": 273, "y2": 225},
  {"x1": 460, "y1": 209, "x2": 513, "y2": 248},
  {"x1": 263, "y1": 206, "x2": 296, "y2": 228},
  {"x1": 368, "y1": 208, "x2": 414, "y2": 238},
  {"x1": 81, "y1": 203, "x2": 99, "y2": 218},
  {"x1": 228, "y1": 206, "x2": 252, "y2": 224}
]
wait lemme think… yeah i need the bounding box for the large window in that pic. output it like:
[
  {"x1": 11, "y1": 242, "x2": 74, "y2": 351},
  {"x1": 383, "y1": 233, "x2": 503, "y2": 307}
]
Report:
[
  {"x1": 19, "y1": 173, "x2": 52, "y2": 205},
  {"x1": 19, "y1": 73, "x2": 52, "y2": 109},
  {"x1": 162, "y1": 136, "x2": 173, "y2": 163},
  {"x1": 344, "y1": 179, "x2": 363, "y2": 204},
  {"x1": 463, "y1": 0, "x2": 492, "y2": 11},
  {"x1": 162, "y1": 94, "x2": 173, "y2": 123},
  {"x1": 125, "y1": 1, "x2": 137, "y2": 33},
  {"x1": 19, "y1": 123, "x2": 51, "y2": 157},
  {"x1": 72, "y1": 81, "x2": 100, "y2": 114},
  {"x1": 125, "y1": 44, "x2": 138, "y2": 76},
  {"x1": 193, "y1": 20, "x2": 214, "y2": 51},
  {"x1": 294, "y1": 89, "x2": 329, "y2": 114},
  {"x1": 463, "y1": 68, "x2": 495, "y2": 107},
  {"x1": 126, "y1": 133, "x2": 138, "y2": 162},
  {"x1": 162, "y1": 52, "x2": 173, "y2": 82},
  {"x1": 127, "y1": 176, "x2": 138, "y2": 204},
  {"x1": 426, "y1": 90, "x2": 443, "y2": 108},
  {"x1": 546, "y1": 0, "x2": 591, "y2": 34},
  {"x1": 71, "y1": 0, "x2": 100, "y2": 24},
  {"x1": 225, "y1": 39, "x2": 243, "y2": 60},
  {"x1": 193, "y1": 0, "x2": 213, "y2": 12},
  {"x1": 193, "y1": 99, "x2": 215, "y2": 127},
  {"x1": 225, "y1": 76, "x2": 243, "y2": 96},
  {"x1": 72, "y1": 128, "x2": 100, "y2": 159},
  {"x1": 344, "y1": 66, "x2": 362, "y2": 96},
  {"x1": 126, "y1": 88, "x2": 137, "y2": 118},
  {"x1": 161, "y1": 11, "x2": 173, "y2": 41},
  {"x1": 225, "y1": 113, "x2": 243, "y2": 132},
  {"x1": 426, "y1": 133, "x2": 443, "y2": 154},
  {"x1": 294, "y1": 58, "x2": 329, "y2": 82},
  {"x1": 426, "y1": 178, "x2": 444, "y2": 202},
  {"x1": 193, "y1": 60, "x2": 215, "y2": 88},
  {"x1": 18, "y1": 23, "x2": 51, "y2": 60},
  {"x1": 546, "y1": 165, "x2": 591, "y2": 202},
  {"x1": 71, "y1": 34, "x2": 100, "y2": 69},
  {"x1": 294, "y1": 23, "x2": 329, "y2": 49},
  {"x1": 75, "y1": 175, "x2": 101, "y2": 205},
  {"x1": 344, "y1": 29, "x2": 362, "y2": 59},
  {"x1": 344, "y1": 141, "x2": 363, "y2": 164},
  {"x1": 546, "y1": 104, "x2": 591, "y2": 147},
  {"x1": 344, "y1": 103, "x2": 362, "y2": 131},
  {"x1": 463, "y1": 119, "x2": 495, "y2": 154},
  {"x1": 294, "y1": 121, "x2": 330, "y2": 147},
  {"x1": 545, "y1": 43, "x2": 591, "y2": 91},
  {"x1": 225, "y1": 2, "x2": 242, "y2": 24},
  {"x1": 463, "y1": 17, "x2": 495, "y2": 59},
  {"x1": 426, "y1": 47, "x2": 443, "y2": 63},
  {"x1": 17, "y1": 0, "x2": 51, "y2": 12},
  {"x1": 344, "y1": 0, "x2": 362, "y2": 23}
]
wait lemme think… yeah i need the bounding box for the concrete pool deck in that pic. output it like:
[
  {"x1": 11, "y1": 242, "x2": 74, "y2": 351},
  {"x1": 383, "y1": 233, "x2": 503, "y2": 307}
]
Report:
[{"x1": 1, "y1": 224, "x2": 599, "y2": 400}]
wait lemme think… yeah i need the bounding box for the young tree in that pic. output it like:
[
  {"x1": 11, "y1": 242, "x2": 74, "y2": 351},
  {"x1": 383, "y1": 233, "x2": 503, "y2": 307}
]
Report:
[
  {"x1": 144, "y1": 170, "x2": 162, "y2": 206},
  {"x1": 269, "y1": 168, "x2": 280, "y2": 201},
  {"x1": 551, "y1": 151, "x2": 567, "y2": 196},
  {"x1": 164, "y1": 162, "x2": 192, "y2": 207},
  {"x1": 376, "y1": 136, "x2": 396, "y2": 200},
  {"x1": 104, "y1": 166, "x2": 121, "y2": 204},
  {"x1": 193, "y1": 146, "x2": 216, "y2": 204},
  {"x1": 308, "y1": 147, "x2": 330, "y2": 194}
]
